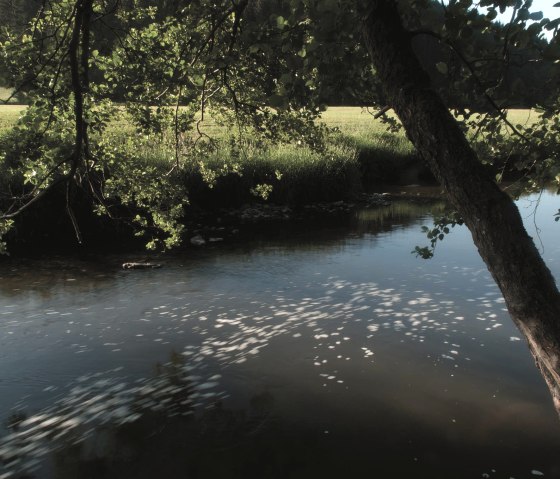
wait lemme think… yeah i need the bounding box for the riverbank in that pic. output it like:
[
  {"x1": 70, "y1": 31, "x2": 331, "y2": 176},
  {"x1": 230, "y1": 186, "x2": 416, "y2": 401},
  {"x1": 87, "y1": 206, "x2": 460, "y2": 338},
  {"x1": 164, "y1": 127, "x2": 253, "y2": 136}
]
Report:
[
  {"x1": 0, "y1": 106, "x2": 533, "y2": 254},
  {"x1": 0, "y1": 106, "x2": 435, "y2": 253},
  {"x1": 1, "y1": 188, "x2": 448, "y2": 258}
]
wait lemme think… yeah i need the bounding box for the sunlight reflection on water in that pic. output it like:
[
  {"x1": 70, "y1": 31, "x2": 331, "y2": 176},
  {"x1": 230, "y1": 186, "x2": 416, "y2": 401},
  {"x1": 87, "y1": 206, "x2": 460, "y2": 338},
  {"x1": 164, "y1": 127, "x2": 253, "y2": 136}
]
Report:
[{"x1": 1, "y1": 193, "x2": 560, "y2": 478}]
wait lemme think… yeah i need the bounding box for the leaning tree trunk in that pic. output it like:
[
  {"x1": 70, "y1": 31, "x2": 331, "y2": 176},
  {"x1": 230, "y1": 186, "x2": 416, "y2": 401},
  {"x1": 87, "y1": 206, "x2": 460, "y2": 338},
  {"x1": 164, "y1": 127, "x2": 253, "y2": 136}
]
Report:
[{"x1": 362, "y1": 0, "x2": 560, "y2": 414}]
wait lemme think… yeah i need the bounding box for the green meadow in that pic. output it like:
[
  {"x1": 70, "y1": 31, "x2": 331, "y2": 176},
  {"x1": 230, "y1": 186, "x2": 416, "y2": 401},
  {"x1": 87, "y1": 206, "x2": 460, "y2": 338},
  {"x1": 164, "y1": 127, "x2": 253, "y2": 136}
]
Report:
[
  {"x1": 0, "y1": 104, "x2": 536, "y2": 208},
  {"x1": 0, "y1": 104, "x2": 25, "y2": 132}
]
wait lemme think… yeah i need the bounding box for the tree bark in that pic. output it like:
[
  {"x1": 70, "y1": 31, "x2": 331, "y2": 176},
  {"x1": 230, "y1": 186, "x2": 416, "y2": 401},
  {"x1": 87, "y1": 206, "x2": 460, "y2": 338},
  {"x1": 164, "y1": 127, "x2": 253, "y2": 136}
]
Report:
[{"x1": 361, "y1": 0, "x2": 560, "y2": 414}]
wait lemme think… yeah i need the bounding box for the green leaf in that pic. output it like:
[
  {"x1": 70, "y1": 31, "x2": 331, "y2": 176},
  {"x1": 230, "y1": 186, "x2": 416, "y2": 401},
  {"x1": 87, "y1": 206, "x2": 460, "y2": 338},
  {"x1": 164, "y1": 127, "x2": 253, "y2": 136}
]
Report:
[
  {"x1": 279, "y1": 73, "x2": 293, "y2": 84},
  {"x1": 190, "y1": 74, "x2": 205, "y2": 87},
  {"x1": 268, "y1": 94, "x2": 286, "y2": 108},
  {"x1": 460, "y1": 26, "x2": 473, "y2": 38},
  {"x1": 517, "y1": 8, "x2": 530, "y2": 21},
  {"x1": 436, "y1": 62, "x2": 448, "y2": 75},
  {"x1": 529, "y1": 11, "x2": 543, "y2": 21},
  {"x1": 486, "y1": 9, "x2": 498, "y2": 20}
]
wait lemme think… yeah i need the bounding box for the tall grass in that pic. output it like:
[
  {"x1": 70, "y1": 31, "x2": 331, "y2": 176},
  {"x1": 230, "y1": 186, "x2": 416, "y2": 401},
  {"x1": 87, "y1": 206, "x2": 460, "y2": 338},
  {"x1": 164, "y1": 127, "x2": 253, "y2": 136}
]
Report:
[
  {"x1": 0, "y1": 105, "x2": 25, "y2": 132},
  {"x1": 182, "y1": 140, "x2": 363, "y2": 208},
  {"x1": 0, "y1": 105, "x2": 539, "y2": 209}
]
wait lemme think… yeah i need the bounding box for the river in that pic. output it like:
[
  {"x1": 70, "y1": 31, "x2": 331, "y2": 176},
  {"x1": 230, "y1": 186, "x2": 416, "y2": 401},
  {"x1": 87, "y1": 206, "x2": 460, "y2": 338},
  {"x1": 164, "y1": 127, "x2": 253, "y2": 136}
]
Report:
[{"x1": 1, "y1": 192, "x2": 559, "y2": 478}]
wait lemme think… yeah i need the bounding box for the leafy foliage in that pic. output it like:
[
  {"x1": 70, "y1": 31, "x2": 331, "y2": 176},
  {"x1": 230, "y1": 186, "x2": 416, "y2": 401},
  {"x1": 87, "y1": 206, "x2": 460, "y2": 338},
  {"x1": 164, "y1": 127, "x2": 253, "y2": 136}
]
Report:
[
  {"x1": 0, "y1": 0, "x2": 559, "y2": 251},
  {"x1": 0, "y1": 0, "x2": 338, "y2": 249},
  {"x1": 0, "y1": 218, "x2": 13, "y2": 254},
  {"x1": 413, "y1": 211, "x2": 464, "y2": 259}
]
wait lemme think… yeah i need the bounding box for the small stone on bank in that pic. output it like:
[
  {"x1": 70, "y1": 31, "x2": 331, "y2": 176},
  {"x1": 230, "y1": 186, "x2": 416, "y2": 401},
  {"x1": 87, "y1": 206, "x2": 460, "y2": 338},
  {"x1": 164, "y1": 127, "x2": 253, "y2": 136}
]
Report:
[
  {"x1": 122, "y1": 263, "x2": 162, "y2": 269},
  {"x1": 190, "y1": 235, "x2": 206, "y2": 246}
]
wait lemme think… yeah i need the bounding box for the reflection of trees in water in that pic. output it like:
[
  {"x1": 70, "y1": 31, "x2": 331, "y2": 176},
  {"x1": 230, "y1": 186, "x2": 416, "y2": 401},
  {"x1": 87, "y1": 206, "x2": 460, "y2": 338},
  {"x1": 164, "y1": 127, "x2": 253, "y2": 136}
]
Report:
[
  {"x1": 0, "y1": 347, "x2": 289, "y2": 479},
  {"x1": 50, "y1": 352, "x2": 278, "y2": 479},
  {"x1": 0, "y1": 200, "x2": 445, "y2": 299},
  {"x1": 238, "y1": 199, "x2": 447, "y2": 254},
  {"x1": 53, "y1": 390, "x2": 277, "y2": 479},
  {"x1": 354, "y1": 200, "x2": 447, "y2": 233},
  {"x1": 0, "y1": 258, "x2": 118, "y2": 299},
  {"x1": 1, "y1": 352, "x2": 235, "y2": 478}
]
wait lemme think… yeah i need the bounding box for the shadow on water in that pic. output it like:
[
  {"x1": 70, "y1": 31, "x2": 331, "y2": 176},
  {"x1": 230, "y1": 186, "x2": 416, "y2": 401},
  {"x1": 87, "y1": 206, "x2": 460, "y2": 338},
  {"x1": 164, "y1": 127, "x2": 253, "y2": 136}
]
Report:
[
  {"x1": 0, "y1": 259, "x2": 119, "y2": 300},
  {"x1": 2, "y1": 352, "x2": 349, "y2": 479},
  {"x1": 0, "y1": 199, "x2": 447, "y2": 299},
  {"x1": 1, "y1": 352, "x2": 276, "y2": 479},
  {"x1": 0, "y1": 352, "x2": 202, "y2": 475},
  {"x1": 235, "y1": 199, "x2": 448, "y2": 250},
  {"x1": 3, "y1": 344, "x2": 560, "y2": 479}
]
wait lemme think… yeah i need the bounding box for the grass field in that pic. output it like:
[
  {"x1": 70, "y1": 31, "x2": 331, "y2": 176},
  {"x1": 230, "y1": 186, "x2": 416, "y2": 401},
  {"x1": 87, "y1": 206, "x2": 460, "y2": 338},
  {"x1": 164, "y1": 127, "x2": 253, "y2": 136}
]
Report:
[
  {"x1": 0, "y1": 104, "x2": 25, "y2": 132},
  {"x1": 0, "y1": 105, "x2": 415, "y2": 165},
  {"x1": 0, "y1": 104, "x2": 416, "y2": 164},
  {"x1": 501, "y1": 108, "x2": 539, "y2": 126},
  {"x1": 0, "y1": 86, "x2": 14, "y2": 101},
  {"x1": 0, "y1": 104, "x2": 536, "y2": 207},
  {"x1": 0, "y1": 103, "x2": 536, "y2": 134}
]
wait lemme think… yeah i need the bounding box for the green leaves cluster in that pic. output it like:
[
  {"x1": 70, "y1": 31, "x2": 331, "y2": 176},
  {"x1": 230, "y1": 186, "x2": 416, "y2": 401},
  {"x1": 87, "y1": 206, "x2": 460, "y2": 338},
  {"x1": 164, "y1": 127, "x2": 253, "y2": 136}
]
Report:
[
  {"x1": 0, "y1": 0, "x2": 559, "y2": 251},
  {"x1": 413, "y1": 211, "x2": 464, "y2": 259},
  {"x1": 0, "y1": 218, "x2": 13, "y2": 255},
  {"x1": 0, "y1": 0, "x2": 348, "y2": 250}
]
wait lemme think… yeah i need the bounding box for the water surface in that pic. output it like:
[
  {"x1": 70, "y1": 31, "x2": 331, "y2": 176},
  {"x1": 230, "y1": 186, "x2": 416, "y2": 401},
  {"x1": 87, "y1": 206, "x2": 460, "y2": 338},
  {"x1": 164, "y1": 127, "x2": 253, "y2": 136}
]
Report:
[{"x1": 1, "y1": 194, "x2": 560, "y2": 478}]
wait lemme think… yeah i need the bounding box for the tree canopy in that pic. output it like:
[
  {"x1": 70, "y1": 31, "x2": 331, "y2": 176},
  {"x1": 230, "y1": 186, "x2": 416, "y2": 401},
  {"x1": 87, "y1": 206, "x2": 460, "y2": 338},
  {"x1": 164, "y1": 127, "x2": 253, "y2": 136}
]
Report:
[{"x1": 0, "y1": 0, "x2": 558, "y2": 253}]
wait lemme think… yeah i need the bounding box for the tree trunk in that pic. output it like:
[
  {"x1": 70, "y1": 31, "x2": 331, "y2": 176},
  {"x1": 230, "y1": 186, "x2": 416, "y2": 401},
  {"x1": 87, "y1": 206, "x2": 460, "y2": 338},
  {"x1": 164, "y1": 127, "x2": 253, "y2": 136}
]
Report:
[{"x1": 361, "y1": 0, "x2": 560, "y2": 414}]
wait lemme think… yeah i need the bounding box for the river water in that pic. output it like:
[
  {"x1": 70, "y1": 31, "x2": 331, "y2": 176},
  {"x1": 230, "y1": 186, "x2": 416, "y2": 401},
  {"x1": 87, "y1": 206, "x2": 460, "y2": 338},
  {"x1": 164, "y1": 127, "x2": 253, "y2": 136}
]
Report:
[{"x1": 1, "y1": 193, "x2": 560, "y2": 478}]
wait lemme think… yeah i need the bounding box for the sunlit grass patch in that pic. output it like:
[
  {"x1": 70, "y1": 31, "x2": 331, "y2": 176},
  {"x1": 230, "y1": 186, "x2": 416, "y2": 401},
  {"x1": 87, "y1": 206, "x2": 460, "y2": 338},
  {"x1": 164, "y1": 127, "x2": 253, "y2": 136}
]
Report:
[
  {"x1": 182, "y1": 140, "x2": 363, "y2": 208},
  {"x1": 321, "y1": 106, "x2": 537, "y2": 138},
  {"x1": 0, "y1": 104, "x2": 539, "y2": 202},
  {"x1": 320, "y1": 106, "x2": 400, "y2": 133},
  {"x1": 0, "y1": 105, "x2": 25, "y2": 132},
  {"x1": 0, "y1": 86, "x2": 15, "y2": 102},
  {"x1": 503, "y1": 108, "x2": 539, "y2": 127}
]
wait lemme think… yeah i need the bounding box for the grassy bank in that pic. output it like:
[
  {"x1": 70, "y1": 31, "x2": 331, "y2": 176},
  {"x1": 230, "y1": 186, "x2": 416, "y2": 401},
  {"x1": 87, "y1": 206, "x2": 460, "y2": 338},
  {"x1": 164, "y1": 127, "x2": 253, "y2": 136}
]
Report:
[
  {"x1": 0, "y1": 106, "x2": 537, "y2": 199},
  {"x1": 0, "y1": 105, "x2": 536, "y2": 250},
  {"x1": 0, "y1": 105, "x2": 424, "y2": 207},
  {"x1": 0, "y1": 105, "x2": 536, "y2": 208}
]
